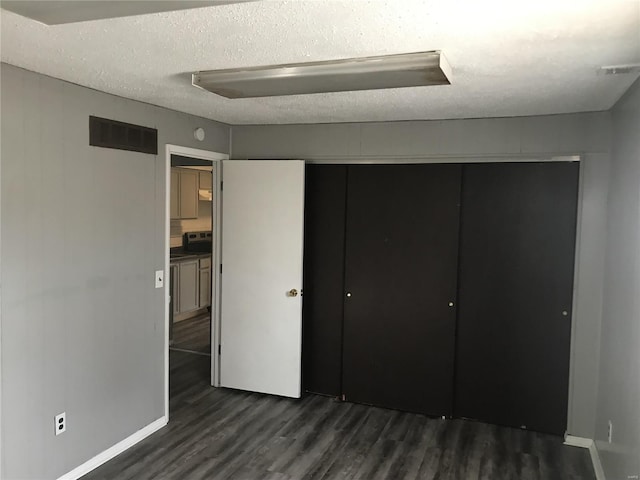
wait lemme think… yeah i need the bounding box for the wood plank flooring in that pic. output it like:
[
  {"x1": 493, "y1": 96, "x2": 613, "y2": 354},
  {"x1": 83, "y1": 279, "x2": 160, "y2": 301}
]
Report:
[
  {"x1": 81, "y1": 351, "x2": 596, "y2": 480},
  {"x1": 171, "y1": 314, "x2": 210, "y2": 354}
]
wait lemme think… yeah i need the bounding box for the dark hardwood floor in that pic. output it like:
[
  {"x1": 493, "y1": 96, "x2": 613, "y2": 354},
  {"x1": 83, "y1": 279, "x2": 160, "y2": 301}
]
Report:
[
  {"x1": 82, "y1": 351, "x2": 596, "y2": 480},
  {"x1": 171, "y1": 314, "x2": 210, "y2": 354}
]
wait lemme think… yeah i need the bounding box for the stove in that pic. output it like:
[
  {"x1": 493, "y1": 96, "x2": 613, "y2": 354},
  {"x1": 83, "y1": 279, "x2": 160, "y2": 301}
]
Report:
[{"x1": 183, "y1": 231, "x2": 213, "y2": 253}]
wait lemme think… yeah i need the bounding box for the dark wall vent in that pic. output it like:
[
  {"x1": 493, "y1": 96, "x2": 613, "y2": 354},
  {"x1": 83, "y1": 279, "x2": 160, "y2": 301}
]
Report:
[{"x1": 89, "y1": 116, "x2": 158, "y2": 155}]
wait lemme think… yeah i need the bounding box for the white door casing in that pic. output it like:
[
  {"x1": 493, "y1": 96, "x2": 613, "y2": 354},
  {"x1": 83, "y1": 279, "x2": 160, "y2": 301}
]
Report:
[
  {"x1": 164, "y1": 144, "x2": 226, "y2": 421},
  {"x1": 220, "y1": 160, "x2": 305, "y2": 398}
]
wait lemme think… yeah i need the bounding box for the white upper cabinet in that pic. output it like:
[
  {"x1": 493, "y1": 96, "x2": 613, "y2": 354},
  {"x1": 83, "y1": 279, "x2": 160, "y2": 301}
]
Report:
[
  {"x1": 170, "y1": 169, "x2": 180, "y2": 219},
  {"x1": 199, "y1": 170, "x2": 213, "y2": 190},
  {"x1": 170, "y1": 167, "x2": 199, "y2": 219}
]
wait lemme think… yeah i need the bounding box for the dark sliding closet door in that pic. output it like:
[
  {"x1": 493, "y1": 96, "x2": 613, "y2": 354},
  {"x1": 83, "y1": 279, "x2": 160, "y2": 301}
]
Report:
[
  {"x1": 302, "y1": 165, "x2": 347, "y2": 396},
  {"x1": 455, "y1": 162, "x2": 579, "y2": 435},
  {"x1": 342, "y1": 164, "x2": 462, "y2": 415}
]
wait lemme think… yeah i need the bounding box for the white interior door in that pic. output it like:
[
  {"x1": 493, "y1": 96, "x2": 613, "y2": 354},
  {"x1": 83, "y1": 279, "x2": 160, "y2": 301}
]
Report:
[{"x1": 220, "y1": 160, "x2": 305, "y2": 398}]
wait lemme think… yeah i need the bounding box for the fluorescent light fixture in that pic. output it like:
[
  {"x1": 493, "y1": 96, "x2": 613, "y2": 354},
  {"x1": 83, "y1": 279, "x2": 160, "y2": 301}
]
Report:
[{"x1": 192, "y1": 51, "x2": 451, "y2": 99}]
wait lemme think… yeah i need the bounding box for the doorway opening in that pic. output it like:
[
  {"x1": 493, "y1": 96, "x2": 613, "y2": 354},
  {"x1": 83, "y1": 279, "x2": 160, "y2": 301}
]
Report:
[
  {"x1": 164, "y1": 145, "x2": 226, "y2": 421},
  {"x1": 170, "y1": 164, "x2": 213, "y2": 357}
]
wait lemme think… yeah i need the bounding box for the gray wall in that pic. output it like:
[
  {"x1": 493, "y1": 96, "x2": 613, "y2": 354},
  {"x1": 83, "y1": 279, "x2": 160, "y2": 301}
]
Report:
[
  {"x1": 232, "y1": 112, "x2": 612, "y2": 440},
  {"x1": 231, "y1": 113, "x2": 610, "y2": 161},
  {"x1": 596, "y1": 78, "x2": 640, "y2": 479},
  {"x1": 0, "y1": 63, "x2": 230, "y2": 479}
]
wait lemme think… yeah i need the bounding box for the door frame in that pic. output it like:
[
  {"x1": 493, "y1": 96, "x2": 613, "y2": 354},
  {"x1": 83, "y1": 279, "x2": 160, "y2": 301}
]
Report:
[{"x1": 164, "y1": 144, "x2": 227, "y2": 421}]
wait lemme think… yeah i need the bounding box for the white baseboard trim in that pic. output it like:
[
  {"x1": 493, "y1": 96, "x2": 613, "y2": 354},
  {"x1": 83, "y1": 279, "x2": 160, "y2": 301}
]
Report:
[
  {"x1": 588, "y1": 441, "x2": 606, "y2": 480},
  {"x1": 564, "y1": 435, "x2": 594, "y2": 449},
  {"x1": 563, "y1": 435, "x2": 606, "y2": 480},
  {"x1": 57, "y1": 416, "x2": 167, "y2": 480}
]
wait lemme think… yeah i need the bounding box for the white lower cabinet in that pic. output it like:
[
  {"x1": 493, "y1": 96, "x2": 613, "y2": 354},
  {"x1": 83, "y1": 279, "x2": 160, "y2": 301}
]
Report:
[
  {"x1": 171, "y1": 264, "x2": 180, "y2": 315},
  {"x1": 199, "y1": 268, "x2": 211, "y2": 308},
  {"x1": 177, "y1": 259, "x2": 199, "y2": 314},
  {"x1": 172, "y1": 255, "x2": 212, "y2": 317}
]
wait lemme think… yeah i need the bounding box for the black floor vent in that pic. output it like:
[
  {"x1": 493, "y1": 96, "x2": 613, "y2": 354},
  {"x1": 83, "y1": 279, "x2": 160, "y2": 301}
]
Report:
[{"x1": 89, "y1": 116, "x2": 158, "y2": 154}]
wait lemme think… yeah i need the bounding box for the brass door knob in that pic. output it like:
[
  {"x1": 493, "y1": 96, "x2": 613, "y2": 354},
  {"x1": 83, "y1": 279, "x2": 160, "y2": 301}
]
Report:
[{"x1": 289, "y1": 289, "x2": 299, "y2": 297}]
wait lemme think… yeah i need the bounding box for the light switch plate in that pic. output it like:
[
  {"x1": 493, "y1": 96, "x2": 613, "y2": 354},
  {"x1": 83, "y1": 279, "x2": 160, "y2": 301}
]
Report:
[{"x1": 155, "y1": 270, "x2": 164, "y2": 288}]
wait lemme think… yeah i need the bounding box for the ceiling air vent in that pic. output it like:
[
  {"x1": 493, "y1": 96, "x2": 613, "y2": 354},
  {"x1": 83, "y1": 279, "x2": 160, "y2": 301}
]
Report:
[{"x1": 89, "y1": 116, "x2": 158, "y2": 155}]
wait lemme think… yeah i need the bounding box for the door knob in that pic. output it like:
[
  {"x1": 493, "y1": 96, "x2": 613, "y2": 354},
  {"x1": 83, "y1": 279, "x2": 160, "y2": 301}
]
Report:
[{"x1": 289, "y1": 289, "x2": 299, "y2": 297}]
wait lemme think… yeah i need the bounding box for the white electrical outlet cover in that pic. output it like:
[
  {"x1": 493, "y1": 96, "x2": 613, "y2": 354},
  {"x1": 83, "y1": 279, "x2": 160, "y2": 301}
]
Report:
[{"x1": 55, "y1": 412, "x2": 66, "y2": 435}]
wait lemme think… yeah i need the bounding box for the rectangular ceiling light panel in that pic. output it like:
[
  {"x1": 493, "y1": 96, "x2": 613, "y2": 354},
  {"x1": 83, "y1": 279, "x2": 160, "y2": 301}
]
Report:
[{"x1": 192, "y1": 51, "x2": 451, "y2": 99}]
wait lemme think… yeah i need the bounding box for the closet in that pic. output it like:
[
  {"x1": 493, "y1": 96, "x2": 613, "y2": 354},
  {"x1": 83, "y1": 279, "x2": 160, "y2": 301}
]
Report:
[
  {"x1": 455, "y1": 162, "x2": 579, "y2": 435},
  {"x1": 342, "y1": 164, "x2": 461, "y2": 416},
  {"x1": 302, "y1": 161, "x2": 579, "y2": 436}
]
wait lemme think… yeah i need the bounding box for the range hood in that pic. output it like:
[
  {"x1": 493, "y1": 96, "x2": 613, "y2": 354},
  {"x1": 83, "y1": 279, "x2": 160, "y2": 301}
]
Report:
[{"x1": 199, "y1": 189, "x2": 212, "y2": 201}]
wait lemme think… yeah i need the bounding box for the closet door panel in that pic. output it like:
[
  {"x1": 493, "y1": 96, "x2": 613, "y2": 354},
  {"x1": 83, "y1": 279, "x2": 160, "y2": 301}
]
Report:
[
  {"x1": 455, "y1": 162, "x2": 579, "y2": 435},
  {"x1": 342, "y1": 164, "x2": 462, "y2": 415},
  {"x1": 302, "y1": 165, "x2": 348, "y2": 396}
]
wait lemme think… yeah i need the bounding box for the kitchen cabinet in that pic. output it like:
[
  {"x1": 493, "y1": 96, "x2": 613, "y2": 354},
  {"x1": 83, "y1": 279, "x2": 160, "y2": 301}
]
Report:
[
  {"x1": 170, "y1": 167, "x2": 199, "y2": 219},
  {"x1": 170, "y1": 263, "x2": 180, "y2": 316},
  {"x1": 199, "y1": 256, "x2": 211, "y2": 308},
  {"x1": 177, "y1": 259, "x2": 199, "y2": 314},
  {"x1": 170, "y1": 169, "x2": 180, "y2": 219},
  {"x1": 170, "y1": 254, "x2": 212, "y2": 319},
  {"x1": 180, "y1": 169, "x2": 199, "y2": 218},
  {"x1": 199, "y1": 170, "x2": 212, "y2": 190}
]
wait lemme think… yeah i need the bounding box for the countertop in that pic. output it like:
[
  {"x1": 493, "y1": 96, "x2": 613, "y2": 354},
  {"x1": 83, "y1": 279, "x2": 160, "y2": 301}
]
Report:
[{"x1": 169, "y1": 249, "x2": 211, "y2": 263}]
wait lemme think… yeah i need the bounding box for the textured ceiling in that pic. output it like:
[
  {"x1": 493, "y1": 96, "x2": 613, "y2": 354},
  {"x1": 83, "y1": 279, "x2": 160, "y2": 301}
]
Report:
[
  {"x1": 0, "y1": 1, "x2": 249, "y2": 25},
  {"x1": 1, "y1": 0, "x2": 639, "y2": 125}
]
